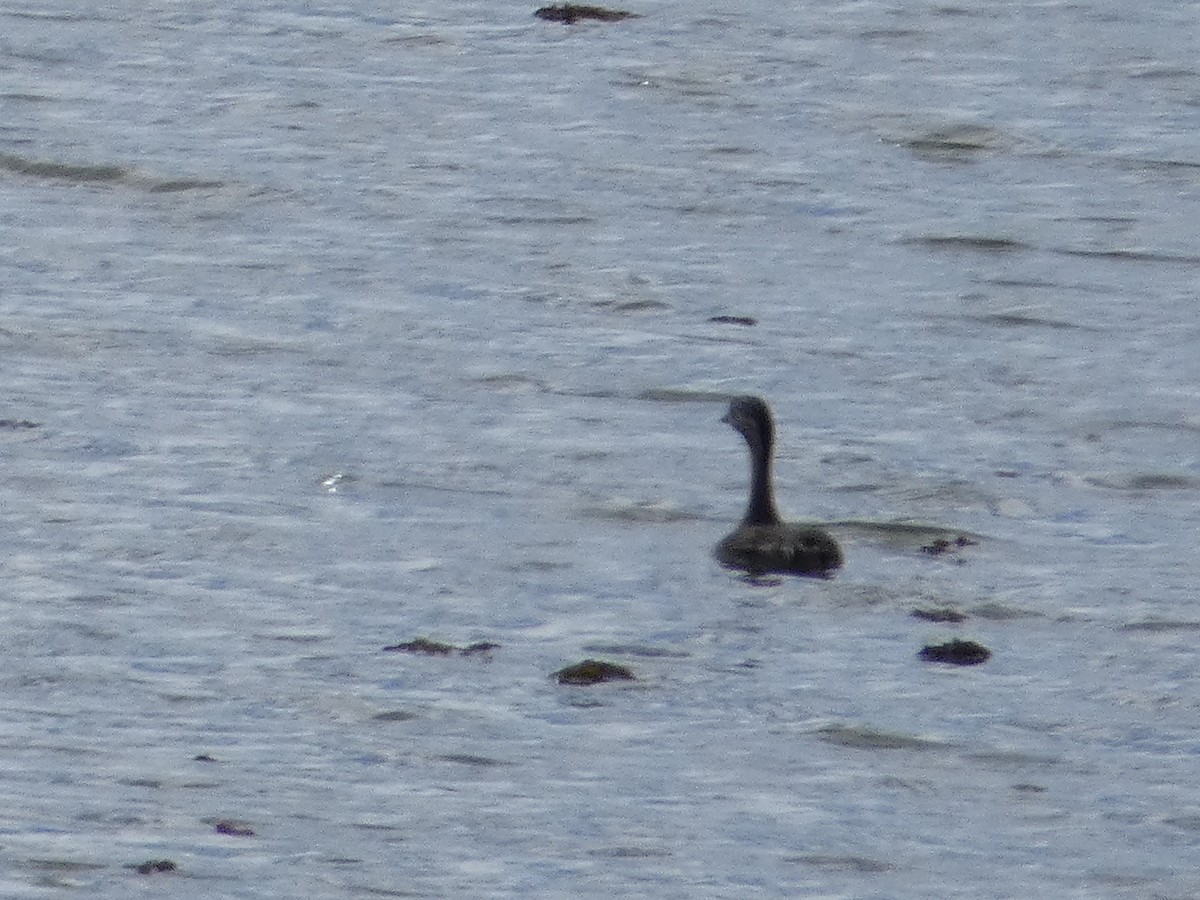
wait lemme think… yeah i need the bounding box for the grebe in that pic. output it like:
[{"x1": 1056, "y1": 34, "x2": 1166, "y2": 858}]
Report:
[{"x1": 715, "y1": 395, "x2": 842, "y2": 577}]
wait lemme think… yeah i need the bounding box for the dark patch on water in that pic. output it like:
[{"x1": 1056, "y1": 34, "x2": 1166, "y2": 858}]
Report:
[
  {"x1": 582, "y1": 642, "x2": 689, "y2": 658},
  {"x1": 148, "y1": 179, "x2": 225, "y2": 193},
  {"x1": 383, "y1": 638, "x2": 499, "y2": 656},
  {"x1": 907, "y1": 234, "x2": 1029, "y2": 253},
  {"x1": 505, "y1": 558, "x2": 571, "y2": 573},
  {"x1": 599, "y1": 298, "x2": 671, "y2": 313},
  {"x1": 473, "y1": 373, "x2": 548, "y2": 392},
  {"x1": 912, "y1": 606, "x2": 968, "y2": 623},
  {"x1": 0, "y1": 152, "x2": 126, "y2": 183},
  {"x1": 968, "y1": 312, "x2": 1078, "y2": 330},
  {"x1": 896, "y1": 124, "x2": 1009, "y2": 161},
  {"x1": 971, "y1": 601, "x2": 1038, "y2": 620},
  {"x1": 132, "y1": 859, "x2": 177, "y2": 875},
  {"x1": 834, "y1": 520, "x2": 984, "y2": 552},
  {"x1": 213, "y1": 819, "x2": 255, "y2": 836},
  {"x1": 373, "y1": 710, "x2": 421, "y2": 722},
  {"x1": 25, "y1": 859, "x2": 106, "y2": 873},
  {"x1": 1084, "y1": 472, "x2": 1200, "y2": 491},
  {"x1": 437, "y1": 753, "x2": 509, "y2": 767},
  {"x1": 1052, "y1": 247, "x2": 1200, "y2": 265},
  {"x1": 968, "y1": 748, "x2": 1062, "y2": 767},
  {"x1": 1123, "y1": 619, "x2": 1200, "y2": 632},
  {"x1": 0, "y1": 151, "x2": 226, "y2": 192},
  {"x1": 815, "y1": 724, "x2": 943, "y2": 751},
  {"x1": 635, "y1": 387, "x2": 733, "y2": 403},
  {"x1": 0, "y1": 91, "x2": 54, "y2": 102},
  {"x1": 581, "y1": 500, "x2": 703, "y2": 523},
  {"x1": 486, "y1": 214, "x2": 596, "y2": 226},
  {"x1": 791, "y1": 853, "x2": 892, "y2": 873},
  {"x1": 589, "y1": 845, "x2": 672, "y2": 858},
  {"x1": 1163, "y1": 814, "x2": 1200, "y2": 832},
  {"x1": 1012, "y1": 782, "x2": 1048, "y2": 793}
]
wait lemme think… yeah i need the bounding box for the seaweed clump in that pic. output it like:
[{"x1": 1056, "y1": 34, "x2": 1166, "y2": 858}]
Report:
[
  {"x1": 554, "y1": 659, "x2": 636, "y2": 685},
  {"x1": 918, "y1": 639, "x2": 991, "y2": 666}
]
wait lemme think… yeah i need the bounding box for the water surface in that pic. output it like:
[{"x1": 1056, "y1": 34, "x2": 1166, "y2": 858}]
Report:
[{"x1": 2, "y1": 0, "x2": 1199, "y2": 896}]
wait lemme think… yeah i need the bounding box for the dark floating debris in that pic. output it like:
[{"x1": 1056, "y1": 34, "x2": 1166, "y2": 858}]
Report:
[
  {"x1": 920, "y1": 535, "x2": 978, "y2": 556},
  {"x1": 383, "y1": 637, "x2": 499, "y2": 656},
  {"x1": 534, "y1": 4, "x2": 639, "y2": 23},
  {"x1": 911, "y1": 606, "x2": 968, "y2": 624},
  {"x1": 193, "y1": 753, "x2": 218, "y2": 762},
  {"x1": 554, "y1": 658, "x2": 636, "y2": 685},
  {"x1": 0, "y1": 419, "x2": 40, "y2": 429},
  {"x1": 708, "y1": 315, "x2": 757, "y2": 327},
  {"x1": 919, "y1": 639, "x2": 991, "y2": 666},
  {"x1": 132, "y1": 859, "x2": 177, "y2": 875},
  {"x1": 214, "y1": 820, "x2": 255, "y2": 837}
]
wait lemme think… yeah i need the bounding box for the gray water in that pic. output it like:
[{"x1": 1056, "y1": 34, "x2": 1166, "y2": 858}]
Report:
[{"x1": 3, "y1": 0, "x2": 1199, "y2": 896}]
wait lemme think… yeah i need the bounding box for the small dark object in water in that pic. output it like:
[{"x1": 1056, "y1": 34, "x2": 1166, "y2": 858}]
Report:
[
  {"x1": 919, "y1": 639, "x2": 990, "y2": 666},
  {"x1": 214, "y1": 820, "x2": 255, "y2": 837},
  {"x1": 383, "y1": 637, "x2": 499, "y2": 656},
  {"x1": 534, "y1": 4, "x2": 639, "y2": 23},
  {"x1": 134, "y1": 859, "x2": 177, "y2": 875},
  {"x1": 715, "y1": 396, "x2": 843, "y2": 578},
  {"x1": 708, "y1": 315, "x2": 757, "y2": 327},
  {"x1": 911, "y1": 606, "x2": 967, "y2": 624},
  {"x1": 0, "y1": 419, "x2": 40, "y2": 429},
  {"x1": 920, "y1": 534, "x2": 978, "y2": 556},
  {"x1": 193, "y1": 752, "x2": 218, "y2": 762},
  {"x1": 555, "y1": 659, "x2": 636, "y2": 685}
]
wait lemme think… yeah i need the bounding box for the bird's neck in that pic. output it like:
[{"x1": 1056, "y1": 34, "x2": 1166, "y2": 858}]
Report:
[{"x1": 743, "y1": 437, "x2": 782, "y2": 526}]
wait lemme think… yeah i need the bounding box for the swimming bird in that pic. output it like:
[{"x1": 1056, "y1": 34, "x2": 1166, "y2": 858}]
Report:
[{"x1": 715, "y1": 395, "x2": 843, "y2": 577}]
